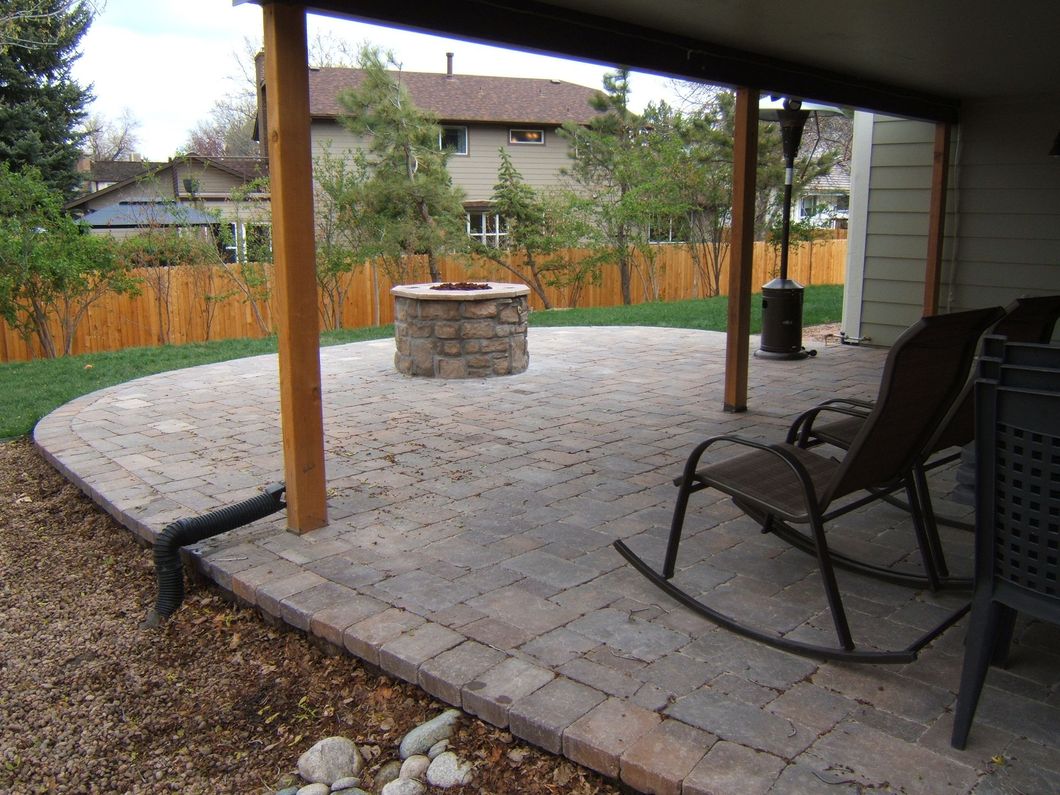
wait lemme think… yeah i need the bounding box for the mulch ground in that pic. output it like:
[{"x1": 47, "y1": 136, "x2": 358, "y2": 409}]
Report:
[{"x1": 0, "y1": 437, "x2": 622, "y2": 795}]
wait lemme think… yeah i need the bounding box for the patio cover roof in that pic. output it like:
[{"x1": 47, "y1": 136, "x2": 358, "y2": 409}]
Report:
[
  {"x1": 249, "y1": 0, "x2": 1058, "y2": 123},
  {"x1": 239, "y1": 0, "x2": 1050, "y2": 531}
]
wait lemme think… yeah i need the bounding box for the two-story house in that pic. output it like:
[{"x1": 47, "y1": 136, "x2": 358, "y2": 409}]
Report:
[{"x1": 255, "y1": 52, "x2": 600, "y2": 246}]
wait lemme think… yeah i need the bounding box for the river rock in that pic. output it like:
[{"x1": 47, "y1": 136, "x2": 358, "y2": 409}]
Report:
[
  {"x1": 398, "y1": 709, "x2": 461, "y2": 759},
  {"x1": 297, "y1": 736, "x2": 364, "y2": 785},
  {"x1": 380, "y1": 779, "x2": 425, "y2": 795},
  {"x1": 426, "y1": 752, "x2": 474, "y2": 788},
  {"x1": 296, "y1": 784, "x2": 330, "y2": 795},
  {"x1": 399, "y1": 755, "x2": 430, "y2": 781},
  {"x1": 330, "y1": 776, "x2": 361, "y2": 791},
  {"x1": 426, "y1": 740, "x2": 449, "y2": 760},
  {"x1": 372, "y1": 759, "x2": 403, "y2": 791}
]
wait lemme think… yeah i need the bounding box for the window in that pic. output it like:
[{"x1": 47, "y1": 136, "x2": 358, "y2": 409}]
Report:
[
  {"x1": 467, "y1": 211, "x2": 508, "y2": 248},
  {"x1": 647, "y1": 215, "x2": 690, "y2": 244},
  {"x1": 509, "y1": 128, "x2": 545, "y2": 145},
  {"x1": 211, "y1": 222, "x2": 272, "y2": 263},
  {"x1": 798, "y1": 195, "x2": 819, "y2": 219},
  {"x1": 243, "y1": 224, "x2": 272, "y2": 262},
  {"x1": 211, "y1": 223, "x2": 238, "y2": 263},
  {"x1": 439, "y1": 126, "x2": 468, "y2": 155}
]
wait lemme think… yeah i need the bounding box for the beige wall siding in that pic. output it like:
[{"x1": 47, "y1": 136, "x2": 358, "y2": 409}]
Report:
[
  {"x1": 856, "y1": 115, "x2": 939, "y2": 343},
  {"x1": 172, "y1": 163, "x2": 246, "y2": 196},
  {"x1": 311, "y1": 120, "x2": 573, "y2": 202},
  {"x1": 78, "y1": 175, "x2": 177, "y2": 212},
  {"x1": 853, "y1": 96, "x2": 1059, "y2": 346},
  {"x1": 945, "y1": 94, "x2": 1060, "y2": 324}
]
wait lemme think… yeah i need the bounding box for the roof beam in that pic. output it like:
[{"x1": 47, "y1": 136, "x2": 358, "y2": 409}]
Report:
[{"x1": 290, "y1": 0, "x2": 959, "y2": 122}]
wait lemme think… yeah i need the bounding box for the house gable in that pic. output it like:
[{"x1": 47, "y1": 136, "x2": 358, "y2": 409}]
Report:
[{"x1": 260, "y1": 59, "x2": 599, "y2": 204}]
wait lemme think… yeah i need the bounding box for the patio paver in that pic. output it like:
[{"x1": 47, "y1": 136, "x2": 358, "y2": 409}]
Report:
[{"x1": 35, "y1": 327, "x2": 1060, "y2": 793}]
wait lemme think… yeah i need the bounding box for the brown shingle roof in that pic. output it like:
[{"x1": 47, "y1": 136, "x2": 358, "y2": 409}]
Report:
[
  {"x1": 308, "y1": 68, "x2": 601, "y2": 125},
  {"x1": 191, "y1": 156, "x2": 269, "y2": 182},
  {"x1": 86, "y1": 160, "x2": 164, "y2": 183}
]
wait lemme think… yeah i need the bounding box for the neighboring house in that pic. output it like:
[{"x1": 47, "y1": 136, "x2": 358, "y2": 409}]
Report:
[
  {"x1": 254, "y1": 52, "x2": 600, "y2": 246},
  {"x1": 65, "y1": 155, "x2": 271, "y2": 262},
  {"x1": 794, "y1": 164, "x2": 850, "y2": 229},
  {"x1": 75, "y1": 158, "x2": 163, "y2": 195}
]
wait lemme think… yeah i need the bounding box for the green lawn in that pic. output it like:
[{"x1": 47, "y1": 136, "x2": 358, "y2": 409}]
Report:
[{"x1": 1, "y1": 285, "x2": 842, "y2": 439}]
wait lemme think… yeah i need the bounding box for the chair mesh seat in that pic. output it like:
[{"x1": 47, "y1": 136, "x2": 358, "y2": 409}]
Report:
[
  {"x1": 695, "y1": 444, "x2": 840, "y2": 521},
  {"x1": 806, "y1": 416, "x2": 862, "y2": 449}
]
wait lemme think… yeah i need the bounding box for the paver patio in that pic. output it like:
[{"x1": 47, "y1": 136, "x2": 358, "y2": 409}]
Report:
[{"x1": 35, "y1": 327, "x2": 1059, "y2": 794}]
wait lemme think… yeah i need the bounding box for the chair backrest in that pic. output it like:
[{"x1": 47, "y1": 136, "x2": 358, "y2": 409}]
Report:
[
  {"x1": 933, "y1": 294, "x2": 1060, "y2": 450},
  {"x1": 975, "y1": 337, "x2": 1060, "y2": 612},
  {"x1": 821, "y1": 306, "x2": 1003, "y2": 505}
]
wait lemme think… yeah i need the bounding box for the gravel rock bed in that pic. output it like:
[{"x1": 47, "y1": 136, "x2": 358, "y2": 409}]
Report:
[{"x1": 0, "y1": 438, "x2": 620, "y2": 795}]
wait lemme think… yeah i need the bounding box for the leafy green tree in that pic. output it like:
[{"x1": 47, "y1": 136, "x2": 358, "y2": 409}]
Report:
[
  {"x1": 642, "y1": 88, "x2": 843, "y2": 293},
  {"x1": 473, "y1": 150, "x2": 593, "y2": 309},
  {"x1": 0, "y1": 1, "x2": 93, "y2": 195},
  {"x1": 0, "y1": 163, "x2": 137, "y2": 357},
  {"x1": 313, "y1": 143, "x2": 378, "y2": 328},
  {"x1": 118, "y1": 223, "x2": 218, "y2": 345},
  {"x1": 337, "y1": 46, "x2": 467, "y2": 283},
  {"x1": 560, "y1": 68, "x2": 669, "y2": 305},
  {"x1": 213, "y1": 177, "x2": 273, "y2": 335}
]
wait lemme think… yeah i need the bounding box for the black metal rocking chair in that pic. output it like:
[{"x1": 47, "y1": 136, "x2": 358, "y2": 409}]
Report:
[
  {"x1": 788, "y1": 295, "x2": 1060, "y2": 549},
  {"x1": 615, "y1": 306, "x2": 1004, "y2": 663}
]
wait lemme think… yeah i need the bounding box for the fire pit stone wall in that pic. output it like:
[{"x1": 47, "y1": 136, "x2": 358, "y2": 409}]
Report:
[{"x1": 392, "y1": 283, "x2": 530, "y2": 378}]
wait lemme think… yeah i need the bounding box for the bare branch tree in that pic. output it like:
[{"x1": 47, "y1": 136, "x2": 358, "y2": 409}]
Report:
[{"x1": 81, "y1": 107, "x2": 141, "y2": 161}]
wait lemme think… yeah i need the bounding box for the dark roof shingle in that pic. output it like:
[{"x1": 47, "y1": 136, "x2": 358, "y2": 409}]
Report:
[{"x1": 308, "y1": 68, "x2": 601, "y2": 126}]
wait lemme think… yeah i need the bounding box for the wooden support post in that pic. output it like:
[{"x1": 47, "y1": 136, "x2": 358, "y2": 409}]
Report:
[
  {"x1": 263, "y1": 4, "x2": 328, "y2": 532},
  {"x1": 724, "y1": 87, "x2": 759, "y2": 412},
  {"x1": 923, "y1": 122, "x2": 951, "y2": 316}
]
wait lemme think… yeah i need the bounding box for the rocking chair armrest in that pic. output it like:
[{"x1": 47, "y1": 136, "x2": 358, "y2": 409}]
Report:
[
  {"x1": 678, "y1": 435, "x2": 821, "y2": 520},
  {"x1": 786, "y1": 403, "x2": 873, "y2": 446}
]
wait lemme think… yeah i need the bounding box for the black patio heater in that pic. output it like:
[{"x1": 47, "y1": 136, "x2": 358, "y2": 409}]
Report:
[{"x1": 756, "y1": 97, "x2": 841, "y2": 360}]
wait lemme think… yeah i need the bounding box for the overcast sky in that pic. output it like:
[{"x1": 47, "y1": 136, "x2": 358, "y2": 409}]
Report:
[{"x1": 73, "y1": 0, "x2": 689, "y2": 161}]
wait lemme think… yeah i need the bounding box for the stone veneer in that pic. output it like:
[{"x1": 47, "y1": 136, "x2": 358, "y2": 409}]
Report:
[{"x1": 392, "y1": 283, "x2": 530, "y2": 378}]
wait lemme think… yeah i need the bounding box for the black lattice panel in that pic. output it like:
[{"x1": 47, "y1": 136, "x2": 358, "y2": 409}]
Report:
[{"x1": 993, "y1": 423, "x2": 1060, "y2": 596}]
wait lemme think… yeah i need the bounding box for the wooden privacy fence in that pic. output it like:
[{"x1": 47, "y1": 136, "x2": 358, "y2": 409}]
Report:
[{"x1": 0, "y1": 238, "x2": 845, "y2": 362}]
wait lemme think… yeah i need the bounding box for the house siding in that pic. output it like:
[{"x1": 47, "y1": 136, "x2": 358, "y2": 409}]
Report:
[
  {"x1": 74, "y1": 168, "x2": 269, "y2": 230},
  {"x1": 311, "y1": 120, "x2": 574, "y2": 203},
  {"x1": 850, "y1": 95, "x2": 1060, "y2": 346}
]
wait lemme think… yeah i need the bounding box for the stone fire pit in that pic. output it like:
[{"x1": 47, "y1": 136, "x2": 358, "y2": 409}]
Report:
[{"x1": 392, "y1": 282, "x2": 530, "y2": 378}]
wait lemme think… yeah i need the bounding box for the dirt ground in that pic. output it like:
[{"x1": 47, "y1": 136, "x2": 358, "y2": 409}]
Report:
[{"x1": 0, "y1": 438, "x2": 622, "y2": 795}]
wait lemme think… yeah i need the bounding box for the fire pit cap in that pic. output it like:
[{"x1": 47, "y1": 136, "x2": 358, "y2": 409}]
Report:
[{"x1": 391, "y1": 282, "x2": 530, "y2": 301}]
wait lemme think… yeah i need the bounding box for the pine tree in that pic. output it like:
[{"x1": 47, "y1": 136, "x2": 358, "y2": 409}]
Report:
[
  {"x1": 337, "y1": 47, "x2": 466, "y2": 283},
  {"x1": 0, "y1": 1, "x2": 93, "y2": 195}
]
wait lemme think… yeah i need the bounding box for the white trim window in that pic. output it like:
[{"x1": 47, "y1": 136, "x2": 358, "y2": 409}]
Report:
[
  {"x1": 439, "y1": 126, "x2": 468, "y2": 155},
  {"x1": 509, "y1": 128, "x2": 545, "y2": 145},
  {"x1": 212, "y1": 222, "x2": 273, "y2": 263},
  {"x1": 467, "y1": 211, "x2": 508, "y2": 247}
]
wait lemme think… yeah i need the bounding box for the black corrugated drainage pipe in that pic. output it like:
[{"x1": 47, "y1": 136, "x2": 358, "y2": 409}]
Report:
[{"x1": 142, "y1": 482, "x2": 286, "y2": 627}]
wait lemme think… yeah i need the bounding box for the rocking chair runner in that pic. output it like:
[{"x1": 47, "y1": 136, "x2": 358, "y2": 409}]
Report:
[{"x1": 615, "y1": 306, "x2": 1004, "y2": 663}]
